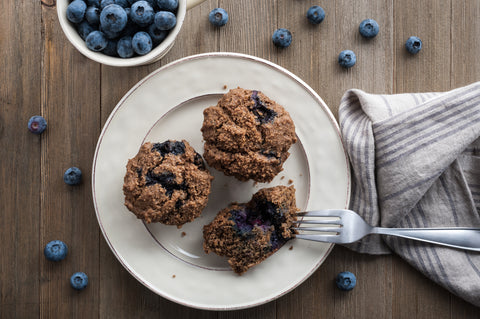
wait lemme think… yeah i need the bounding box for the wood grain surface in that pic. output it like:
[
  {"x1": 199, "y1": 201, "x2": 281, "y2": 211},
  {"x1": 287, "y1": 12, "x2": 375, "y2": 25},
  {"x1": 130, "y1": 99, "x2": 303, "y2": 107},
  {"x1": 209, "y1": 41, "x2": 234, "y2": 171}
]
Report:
[{"x1": 1, "y1": 0, "x2": 479, "y2": 318}]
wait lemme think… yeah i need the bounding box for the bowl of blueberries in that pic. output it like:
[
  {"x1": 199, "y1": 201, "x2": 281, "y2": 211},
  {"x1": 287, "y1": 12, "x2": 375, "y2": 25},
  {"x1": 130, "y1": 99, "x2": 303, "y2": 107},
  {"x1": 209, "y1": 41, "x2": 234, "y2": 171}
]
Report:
[{"x1": 57, "y1": 0, "x2": 206, "y2": 67}]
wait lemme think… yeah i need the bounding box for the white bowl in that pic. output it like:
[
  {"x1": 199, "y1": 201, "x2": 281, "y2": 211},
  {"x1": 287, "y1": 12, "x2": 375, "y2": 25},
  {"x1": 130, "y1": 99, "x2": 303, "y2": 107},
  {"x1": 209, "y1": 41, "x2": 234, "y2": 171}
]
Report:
[{"x1": 57, "y1": 0, "x2": 206, "y2": 67}]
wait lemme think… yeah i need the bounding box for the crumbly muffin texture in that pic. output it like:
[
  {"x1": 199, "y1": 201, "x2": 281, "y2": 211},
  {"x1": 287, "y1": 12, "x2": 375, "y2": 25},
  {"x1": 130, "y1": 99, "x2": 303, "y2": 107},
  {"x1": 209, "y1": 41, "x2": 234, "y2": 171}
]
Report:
[
  {"x1": 203, "y1": 185, "x2": 298, "y2": 275},
  {"x1": 201, "y1": 88, "x2": 297, "y2": 183},
  {"x1": 123, "y1": 140, "x2": 213, "y2": 227}
]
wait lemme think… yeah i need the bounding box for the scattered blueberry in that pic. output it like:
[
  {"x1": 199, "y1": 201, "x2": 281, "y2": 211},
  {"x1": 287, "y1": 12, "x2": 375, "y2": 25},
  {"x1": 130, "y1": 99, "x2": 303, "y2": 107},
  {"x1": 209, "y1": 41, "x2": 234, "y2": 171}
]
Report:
[
  {"x1": 64, "y1": 167, "x2": 83, "y2": 185},
  {"x1": 132, "y1": 31, "x2": 153, "y2": 55},
  {"x1": 154, "y1": 11, "x2": 176, "y2": 30},
  {"x1": 86, "y1": 30, "x2": 108, "y2": 51},
  {"x1": 117, "y1": 36, "x2": 134, "y2": 58},
  {"x1": 338, "y1": 50, "x2": 356, "y2": 68},
  {"x1": 100, "y1": 4, "x2": 128, "y2": 33},
  {"x1": 157, "y1": 0, "x2": 178, "y2": 11},
  {"x1": 336, "y1": 271, "x2": 357, "y2": 291},
  {"x1": 70, "y1": 272, "x2": 89, "y2": 290},
  {"x1": 77, "y1": 21, "x2": 94, "y2": 40},
  {"x1": 148, "y1": 24, "x2": 168, "y2": 44},
  {"x1": 67, "y1": 0, "x2": 87, "y2": 24},
  {"x1": 208, "y1": 8, "x2": 228, "y2": 27},
  {"x1": 306, "y1": 6, "x2": 325, "y2": 25},
  {"x1": 272, "y1": 28, "x2": 292, "y2": 48},
  {"x1": 405, "y1": 36, "x2": 422, "y2": 54},
  {"x1": 44, "y1": 240, "x2": 68, "y2": 262},
  {"x1": 359, "y1": 19, "x2": 379, "y2": 39},
  {"x1": 27, "y1": 115, "x2": 47, "y2": 134},
  {"x1": 85, "y1": 6, "x2": 101, "y2": 25},
  {"x1": 130, "y1": 1, "x2": 155, "y2": 27}
]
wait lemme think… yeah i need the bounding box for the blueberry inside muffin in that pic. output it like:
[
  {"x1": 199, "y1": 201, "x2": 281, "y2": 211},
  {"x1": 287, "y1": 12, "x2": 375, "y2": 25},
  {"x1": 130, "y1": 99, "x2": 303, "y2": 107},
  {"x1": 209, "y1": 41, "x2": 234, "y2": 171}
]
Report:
[
  {"x1": 123, "y1": 140, "x2": 213, "y2": 227},
  {"x1": 201, "y1": 88, "x2": 297, "y2": 183},
  {"x1": 203, "y1": 185, "x2": 298, "y2": 274}
]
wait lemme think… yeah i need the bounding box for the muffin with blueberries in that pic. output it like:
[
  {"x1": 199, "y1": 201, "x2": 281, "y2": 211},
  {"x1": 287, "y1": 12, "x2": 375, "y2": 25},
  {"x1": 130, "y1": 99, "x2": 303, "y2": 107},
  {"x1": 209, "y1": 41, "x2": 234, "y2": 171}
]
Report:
[
  {"x1": 201, "y1": 88, "x2": 297, "y2": 183},
  {"x1": 123, "y1": 140, "x2": 213, "y2": 227},
  {"x1": 203, "y1": 185, "x2": 298, "y2": 275}
]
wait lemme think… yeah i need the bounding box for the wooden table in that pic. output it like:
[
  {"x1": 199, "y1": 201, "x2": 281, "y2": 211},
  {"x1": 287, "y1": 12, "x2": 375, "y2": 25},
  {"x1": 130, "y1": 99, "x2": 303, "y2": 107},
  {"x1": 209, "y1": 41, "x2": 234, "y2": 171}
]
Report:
[{"x1": 1, "y1": 0, "x2": 479, "y2": 318}]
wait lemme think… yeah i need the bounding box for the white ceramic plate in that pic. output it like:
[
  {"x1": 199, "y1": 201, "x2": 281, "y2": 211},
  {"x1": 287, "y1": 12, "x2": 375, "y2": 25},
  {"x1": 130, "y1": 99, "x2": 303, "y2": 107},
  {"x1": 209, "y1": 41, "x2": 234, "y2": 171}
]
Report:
[{"x1": 92, "y1": 52, "x2": 350, "y2": 310}]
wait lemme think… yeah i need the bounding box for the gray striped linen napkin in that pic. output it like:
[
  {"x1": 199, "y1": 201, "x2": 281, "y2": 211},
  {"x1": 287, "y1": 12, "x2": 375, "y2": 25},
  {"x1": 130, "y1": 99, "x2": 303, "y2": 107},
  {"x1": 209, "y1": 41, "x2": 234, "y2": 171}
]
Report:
[{"x1": 338, "y1": 81, "x2": 480, "y2": 307}]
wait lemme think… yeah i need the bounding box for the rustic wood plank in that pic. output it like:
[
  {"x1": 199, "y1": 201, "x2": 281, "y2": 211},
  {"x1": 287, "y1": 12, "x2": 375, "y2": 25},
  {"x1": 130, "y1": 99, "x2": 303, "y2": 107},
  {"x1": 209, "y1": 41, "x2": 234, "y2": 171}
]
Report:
[
  {"x1": 0, "y1": 0, "x2": 42, "y2": 317},
  {"x1": 394, "y1": 0, "x2": 452, "y2": 93},
  {"x1": 391, "y1": 1, "x2": 460, "y2": 317},
  {"x1": 40, "y1": 4, "x2": 101, "y2": 318}
]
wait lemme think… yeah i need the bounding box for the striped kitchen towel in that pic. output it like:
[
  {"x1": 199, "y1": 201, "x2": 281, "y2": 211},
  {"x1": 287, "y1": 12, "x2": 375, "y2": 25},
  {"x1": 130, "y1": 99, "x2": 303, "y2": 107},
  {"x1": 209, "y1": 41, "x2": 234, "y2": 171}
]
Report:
[{"x1": 339, "y1": 81, "x2": 480, "y2": 307}]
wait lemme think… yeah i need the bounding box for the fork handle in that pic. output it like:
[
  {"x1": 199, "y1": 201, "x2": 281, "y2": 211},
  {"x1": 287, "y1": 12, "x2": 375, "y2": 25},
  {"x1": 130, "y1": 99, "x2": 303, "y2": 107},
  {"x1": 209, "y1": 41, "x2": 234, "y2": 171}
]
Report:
[{"x1": 372, "y1": 227, "x2": 480, "y2": 251}]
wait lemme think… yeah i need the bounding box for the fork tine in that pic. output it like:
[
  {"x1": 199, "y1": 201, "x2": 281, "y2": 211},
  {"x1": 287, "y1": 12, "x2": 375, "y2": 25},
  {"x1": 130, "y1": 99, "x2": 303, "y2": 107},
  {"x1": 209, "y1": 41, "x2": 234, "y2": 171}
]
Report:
[
  {"x1": 296, "y1": 209, "x2": 345, "y2": 217},
  {"x1": 294, "y1": 226, "x2": 341, "y2": 232},
  {"x1": 294, "y1": 219, "x2": 342, "y2": 225},
  {"x1": 295, "y1": 234, "x2": 340, "y2": 243}
]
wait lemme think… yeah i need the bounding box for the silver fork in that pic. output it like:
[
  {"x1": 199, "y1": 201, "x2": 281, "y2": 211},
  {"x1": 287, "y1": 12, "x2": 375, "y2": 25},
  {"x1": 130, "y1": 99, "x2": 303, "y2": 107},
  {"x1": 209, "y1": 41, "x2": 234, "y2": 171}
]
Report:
[{"x1": 295, "y1": 209, "x2": 480, "y2": 252}]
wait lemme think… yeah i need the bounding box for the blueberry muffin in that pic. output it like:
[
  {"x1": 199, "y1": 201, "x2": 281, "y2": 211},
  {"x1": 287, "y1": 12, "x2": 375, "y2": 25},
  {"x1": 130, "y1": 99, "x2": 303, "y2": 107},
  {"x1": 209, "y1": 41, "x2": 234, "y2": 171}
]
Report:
[
  {"x1": 201, "y1": 88, "x2": 297, "y2": 183},
  {"x1": 123, "y1": 140, "x2": 213, "y2": 227},
  {"x1": 203, "y1": 185, "x2": 298, "y2": 275}
]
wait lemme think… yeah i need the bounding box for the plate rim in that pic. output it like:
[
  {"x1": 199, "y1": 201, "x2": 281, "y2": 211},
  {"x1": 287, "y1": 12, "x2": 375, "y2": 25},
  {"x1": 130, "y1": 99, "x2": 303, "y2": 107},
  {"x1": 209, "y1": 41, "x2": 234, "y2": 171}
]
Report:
[{"x1": 91, "y1": 52, "x2": 351, "y2": 310}]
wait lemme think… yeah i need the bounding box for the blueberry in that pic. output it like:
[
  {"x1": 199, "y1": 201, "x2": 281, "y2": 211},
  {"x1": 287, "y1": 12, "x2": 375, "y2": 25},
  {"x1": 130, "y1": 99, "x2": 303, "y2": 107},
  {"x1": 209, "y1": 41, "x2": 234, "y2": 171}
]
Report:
[
  {"x1": 157, "y1": 0, "x2": 178, "y2": 11},
  {"x1": 44, "y1": 240, "x2": 68, "y2": 262},
  {"x1": 154, "y1": 11, "x2": 176, "y2": 30},
  {"x1": 306, "y1": 6, "x2": 325, "y2": 25},
  {"x1": 67, "y1": 0, "x2": 87, "y2": 24},
  {"x1": 208, "y1": 8, "x2": 228, "y2": 27},
  {"x1": 77, "y1": 20, "x2": 95, "y2": 40},
  {"x1": 152, "y1": 140, "x2": 185, "y2": 156},
  {"x1": 64, "y1": 167, "x2": 82, "y2": 185},
  {"x1": 121, "y1": 17, "x2": 137, "y2": 37},
  {"x1": 405, "y1": 36, "x2": 422, "y2": 54},
  {"x1": 99, "y1": 25, "x2": 121, "y2": 39},
  {"x1": 130, "y1": 1, "x2": 155, "y2": 27},
  {"x1": 148, "y1": 24, "x2": 168, "y2": 45},
  {"x1": 87, "y1": 0, "x2": 100, "y2": 7},
  {"x1": 117, "y1": 36, "x2": 134, "y2": 58},
  {"x1": 114, "y1": 0, "x2": 129, "y2": 8},
  {"x1": 359, "y1": 19, "x2": 379, "y2": 39},
  {"x1": 100, "y1": 0, "x2": 114, "y2": 9},
  {"x1": 272, "y1": 28, "x2": 292, "y2": 48},
  {"x1": 338, "y1": 50, "x2": 356, "y2": 68},
  {"x1": 70, "y1": 272, "x2": 88, "y2": 290},
  {"x1": 336, "y1": 271, "x2": 357, "y2": 291},
  {"x1": 100, "y1": 4, "x2": 128, "y2": 33},
  {"x1": 85, "y1": 6, "x2": 100, "y2": 25},
  {"x1": 145, "y1": 171, "x2": 185, "y2": 196},
  {"x1": 86, "y1": 30, "x2": 108, "y2": 51},
  {"x1": 27, "y1": 115, "x2": 47, "y2": 134},
  {"x1": 103, "y1": 39, "x2": 118, "y2": 56},
  {"x1": 250, "y1": 90, "x2": 277, "y2": 124},
  {"x1": 132, "y1": 31, "x2": 152, "y2": 55}
]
